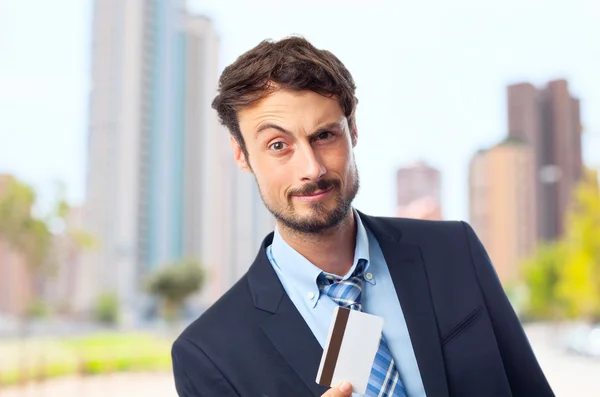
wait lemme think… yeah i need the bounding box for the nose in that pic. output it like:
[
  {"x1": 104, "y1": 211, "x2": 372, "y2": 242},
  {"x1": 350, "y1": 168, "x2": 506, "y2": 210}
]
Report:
[{"x1": 296, "y1": 144, "x2": 326, "y2": 182}]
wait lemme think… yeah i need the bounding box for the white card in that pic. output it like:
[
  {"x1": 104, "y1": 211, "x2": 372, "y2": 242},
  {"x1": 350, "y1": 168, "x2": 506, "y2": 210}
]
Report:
[{"x1": 316, "y1": 306, "x2": 384, "y2": 395}]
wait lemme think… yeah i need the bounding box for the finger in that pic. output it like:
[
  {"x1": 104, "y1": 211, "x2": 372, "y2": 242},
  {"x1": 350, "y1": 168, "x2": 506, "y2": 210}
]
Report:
[{"x1": 322, "y1": 381, "x2": 353, "y2": 396}]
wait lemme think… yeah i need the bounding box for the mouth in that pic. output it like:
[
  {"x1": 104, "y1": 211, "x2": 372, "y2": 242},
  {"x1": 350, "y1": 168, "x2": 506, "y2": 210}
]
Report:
[{"x1": 292, "y1": 186, "x2": 334, "y2": 202}]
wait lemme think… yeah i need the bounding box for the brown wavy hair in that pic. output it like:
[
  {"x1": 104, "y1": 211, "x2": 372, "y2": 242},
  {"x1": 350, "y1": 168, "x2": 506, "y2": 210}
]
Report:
[{"x1": 212, "y1": 36, "x2": 358, "y2": 158}]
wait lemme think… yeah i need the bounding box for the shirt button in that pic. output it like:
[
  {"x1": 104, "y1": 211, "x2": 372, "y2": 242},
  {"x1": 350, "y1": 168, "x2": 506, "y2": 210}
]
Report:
[
  {"x1": 365, "y1": 273, "x2": 373, "y2": 280},
  {"x1": 307, "y1": 292, "x2": 315, "y2": 300}
]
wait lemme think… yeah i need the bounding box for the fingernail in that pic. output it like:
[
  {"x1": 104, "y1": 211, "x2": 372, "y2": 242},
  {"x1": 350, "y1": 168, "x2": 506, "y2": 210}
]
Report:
[{"x1": 339, "y1": 381, "x2": 351, "y2": 392}]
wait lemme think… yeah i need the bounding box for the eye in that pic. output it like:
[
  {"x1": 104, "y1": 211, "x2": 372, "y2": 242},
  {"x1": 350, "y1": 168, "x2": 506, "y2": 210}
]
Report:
[
  {"x1": 268, "y1": 141, "x2": 287, "y2": 151},
  {"x1": 315, "y1": 131, "x2": 334, "y2": 140}
]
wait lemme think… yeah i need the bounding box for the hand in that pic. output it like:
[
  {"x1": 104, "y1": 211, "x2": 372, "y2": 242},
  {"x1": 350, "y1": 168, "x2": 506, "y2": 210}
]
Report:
[{"x1": 321, "y1": 381, "x2": 353, "y2": 396}]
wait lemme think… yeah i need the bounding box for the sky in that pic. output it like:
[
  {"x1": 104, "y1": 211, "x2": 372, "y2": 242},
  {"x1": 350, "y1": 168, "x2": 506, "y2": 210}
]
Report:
[{"x1": 0, "y1": 0, "x2": 598, "y2": 221}]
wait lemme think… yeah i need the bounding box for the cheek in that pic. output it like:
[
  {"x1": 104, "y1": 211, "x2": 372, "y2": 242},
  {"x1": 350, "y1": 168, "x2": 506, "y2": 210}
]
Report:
[
  {"x1": 255, "y1": 168, "x2": 288, "y2": 198},
  {"x1": 328, "y1": 151, "x2": 354, "y2": 178},
  {"x1": 339, "y1": 157, "x2": 358, "y2": 191}
]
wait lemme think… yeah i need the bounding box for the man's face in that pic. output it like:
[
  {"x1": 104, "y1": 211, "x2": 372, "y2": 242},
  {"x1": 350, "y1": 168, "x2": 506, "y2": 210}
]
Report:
[{"x1": 233, "y1": 89, "x2": 359, "y2": 234}]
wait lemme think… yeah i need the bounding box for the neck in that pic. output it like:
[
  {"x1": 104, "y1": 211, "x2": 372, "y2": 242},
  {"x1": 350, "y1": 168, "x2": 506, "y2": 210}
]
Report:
[{"x1": 277, "y1": 210, "x2": 357, "y2": 277}]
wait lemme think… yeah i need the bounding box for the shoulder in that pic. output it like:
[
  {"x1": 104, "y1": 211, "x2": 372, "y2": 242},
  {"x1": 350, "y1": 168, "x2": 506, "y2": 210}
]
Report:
[
  {"x1": 176, "y1": 235, "x2": 278, "y2": 345},
  {"x1": 365, "y1": 214, "x2": 472, "y2": 244},
  {"x1": 381, "y1": 216, "x2": 462, "y2": 232},
  {"x1": 362, "y1": 214, "x2": 484, "y2": 266},
  {"x1": 171, "y1": 277, "x2": 257, "y2": 393}
]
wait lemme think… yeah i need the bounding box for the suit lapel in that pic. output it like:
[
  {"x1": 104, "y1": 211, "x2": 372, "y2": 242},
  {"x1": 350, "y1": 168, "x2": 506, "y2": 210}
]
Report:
[
  {"x1": 360, "y1": 213, "x2": 450, "y2": 397},
  {"x1": 261, "y1": 297, "x2": 328, "y2": 396},
  {"x1": 247, "y1": 234, "x2": 328, "y2": 396}
]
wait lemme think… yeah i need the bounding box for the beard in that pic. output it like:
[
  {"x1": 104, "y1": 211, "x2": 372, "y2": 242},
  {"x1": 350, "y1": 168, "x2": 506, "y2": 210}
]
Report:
[{"x1": 257, "y1": 165, "x2": 360, "y2": 235}]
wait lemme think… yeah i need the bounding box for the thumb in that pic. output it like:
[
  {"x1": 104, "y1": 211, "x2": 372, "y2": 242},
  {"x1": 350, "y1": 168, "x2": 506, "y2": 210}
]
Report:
[{"x1": 323, "y1": 381, "x2": 353, "y2": 396}]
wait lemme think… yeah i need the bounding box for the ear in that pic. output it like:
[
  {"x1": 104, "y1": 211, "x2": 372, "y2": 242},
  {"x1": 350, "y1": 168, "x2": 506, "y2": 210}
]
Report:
[
  {"x1": 351, "y1": 125, "x2": 358, "y2": 148},
  {"x1": 231, "y1": 136, "x2": 252, "y2": 173}
]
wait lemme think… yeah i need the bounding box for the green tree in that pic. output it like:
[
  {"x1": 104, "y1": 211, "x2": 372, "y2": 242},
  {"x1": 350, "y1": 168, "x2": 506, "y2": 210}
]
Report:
[
  {"x1": 0, "y1": 177, "x2": 94, "y2": 316},
  {"x1": 522, "y1": 168, "x2": 600, "y2": 322},
  {"x1": 0, "y1": 177, "x2": 53, "y2": 311},
  {"x1": 556, "y1": 169, "x2": 600, "y2": 321},
  {"x1": 522, "y1": 242, "x2": 566, "y2": 320},
  {"x1": 145, "y1": 259, "x2": 205, "y2": 323}
]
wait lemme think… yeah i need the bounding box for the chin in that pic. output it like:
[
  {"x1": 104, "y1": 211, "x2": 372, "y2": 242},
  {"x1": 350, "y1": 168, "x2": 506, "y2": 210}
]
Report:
[
  {"x1": 297, "y1": 203, "x2": 335, "y2": 217},
  {"x1": 302, "y1": 206, "x2": 346, "y2": 223}
]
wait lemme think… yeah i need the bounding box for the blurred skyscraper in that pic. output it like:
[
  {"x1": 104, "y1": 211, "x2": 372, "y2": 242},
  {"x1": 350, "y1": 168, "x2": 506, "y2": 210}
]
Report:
[
  {"x1": 469, "y1": 78, "x2": 583, "y2": 283},
  {"x1": 507, "y1": 79, "x2": 583, "y2": 241},
  {"x1": 81, "y1": 0, "x2": 273, "y2": 320},
  {"x1": 395, "y1": 161, "x2": 442, "y2": 220},
  {"x1": 469, "y1": 138, "x2": 538, "y2": 283}
]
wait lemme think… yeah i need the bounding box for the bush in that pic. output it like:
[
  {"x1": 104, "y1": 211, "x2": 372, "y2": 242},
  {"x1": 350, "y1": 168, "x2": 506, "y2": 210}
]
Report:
[
  {"x1": 145, "y1": 259, "x2": 205, "y2": 322},
  {"x1": 94, "y1": 292, "x2": 119, "y2": 325},
  {"x1": 26, "y1": 299, "x2": 50, "y2": 319}
]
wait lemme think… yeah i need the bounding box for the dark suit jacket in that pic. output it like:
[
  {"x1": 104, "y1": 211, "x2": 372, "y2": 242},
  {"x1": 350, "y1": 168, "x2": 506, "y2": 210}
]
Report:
[{"x1": 172, "y1": 213, "x2": 554, "y2": 396}]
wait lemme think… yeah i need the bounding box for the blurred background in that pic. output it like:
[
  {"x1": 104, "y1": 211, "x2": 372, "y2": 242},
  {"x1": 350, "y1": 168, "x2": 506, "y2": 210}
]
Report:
[{"x1": 0, "y1": 0, "x2": 598, "y2": 396}]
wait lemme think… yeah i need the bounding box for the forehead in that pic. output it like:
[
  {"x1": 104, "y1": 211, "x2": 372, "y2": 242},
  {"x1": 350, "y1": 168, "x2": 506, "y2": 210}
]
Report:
[{"x1": 238, "y1": 89, "x2": 345, "y2": 132}]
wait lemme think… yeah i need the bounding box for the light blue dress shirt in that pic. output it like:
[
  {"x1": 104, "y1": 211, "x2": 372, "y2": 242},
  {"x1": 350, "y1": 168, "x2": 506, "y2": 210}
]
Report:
[{"x1": 267, "y1": 210, "x2": 426, "y2": 397}]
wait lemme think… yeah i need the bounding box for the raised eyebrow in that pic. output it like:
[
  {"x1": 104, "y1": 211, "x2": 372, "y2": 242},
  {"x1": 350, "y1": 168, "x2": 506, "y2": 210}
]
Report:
[
  {"x1": 308, "y1": 122, "x2": 343, "y2": 138},
  {"x1": 255, "y1": 121, "x2": 343, "y2": 139}
]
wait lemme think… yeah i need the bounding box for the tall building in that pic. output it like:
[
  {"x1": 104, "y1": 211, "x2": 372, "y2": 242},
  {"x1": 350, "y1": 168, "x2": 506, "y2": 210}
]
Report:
[
  {"x1": 507, "y1": 79, "x2": 582, "y2": 241},
  {"x1": 469, "y1": 138, "x2": 537, "y2": 283},
  {"x1": 82, "y1": 1, "x2": 273, "y2": 319},
  {"x1": 395, "y1": 161, "x2": 442, "y2": 220}
]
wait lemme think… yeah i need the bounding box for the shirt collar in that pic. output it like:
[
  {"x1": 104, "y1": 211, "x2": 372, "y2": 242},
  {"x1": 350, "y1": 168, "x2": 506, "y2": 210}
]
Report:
[{"x1": 270, "y1": 209, "x2": 374, "y2": 309}]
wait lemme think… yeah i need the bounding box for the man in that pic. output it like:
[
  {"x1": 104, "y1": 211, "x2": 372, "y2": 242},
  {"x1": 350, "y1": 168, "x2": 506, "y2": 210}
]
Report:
[{"x1": 172, "y1": 36, "x2": 554, "y2": 397}]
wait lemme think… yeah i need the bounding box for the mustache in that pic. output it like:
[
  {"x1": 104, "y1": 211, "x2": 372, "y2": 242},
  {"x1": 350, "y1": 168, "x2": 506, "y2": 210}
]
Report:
[{"x1": 288, "y1": 179, "x2": 340, "y2": 197}]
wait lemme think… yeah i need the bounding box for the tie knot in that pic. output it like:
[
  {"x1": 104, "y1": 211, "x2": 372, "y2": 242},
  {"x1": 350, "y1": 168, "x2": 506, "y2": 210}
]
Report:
[{"x1": 319, "y1": 260, "x2": 366, "y2": 311}]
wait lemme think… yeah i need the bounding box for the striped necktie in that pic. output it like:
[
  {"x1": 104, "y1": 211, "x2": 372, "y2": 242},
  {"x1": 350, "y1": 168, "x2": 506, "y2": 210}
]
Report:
[{"x1": 319, "y1": 261, "x2": 408, "y2": 397}]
